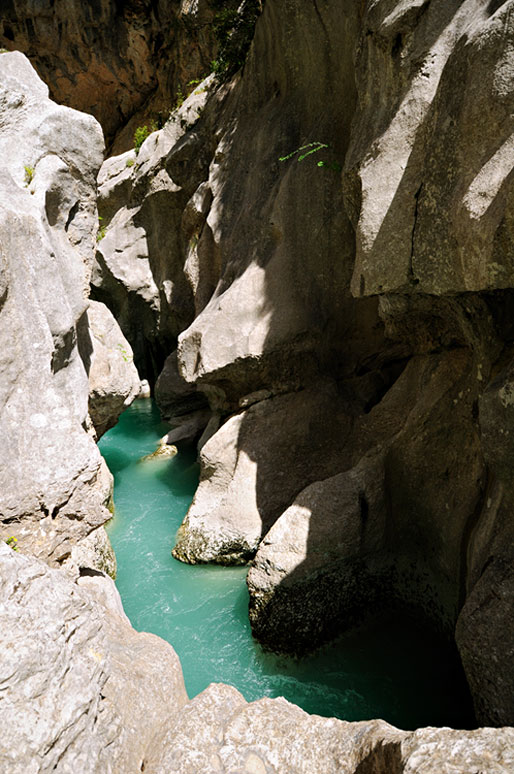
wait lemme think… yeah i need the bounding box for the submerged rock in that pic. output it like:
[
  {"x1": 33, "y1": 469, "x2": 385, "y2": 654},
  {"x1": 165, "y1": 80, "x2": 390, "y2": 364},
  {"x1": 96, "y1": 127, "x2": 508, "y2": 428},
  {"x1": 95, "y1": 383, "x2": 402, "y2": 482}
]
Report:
[{"x1": 140, "y1": 442, "x2": 178, "y2": 462}]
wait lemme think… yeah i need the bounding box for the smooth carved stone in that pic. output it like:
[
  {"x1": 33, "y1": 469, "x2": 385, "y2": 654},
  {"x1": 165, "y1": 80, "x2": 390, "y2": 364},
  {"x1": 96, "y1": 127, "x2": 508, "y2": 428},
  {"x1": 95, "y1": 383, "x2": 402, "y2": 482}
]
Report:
[
  {"x1": 346, "y1": 0, "x2": 514, "y2": 296},
  {"x1": 172, "y1": 383, "x2": 352, "y2": 565},
  {"x1": 87, "y1": 299, "x2": 141, "y2": 439},
  {"x1": 247, "y1": 454, "x2": 388, "y2": 654}
]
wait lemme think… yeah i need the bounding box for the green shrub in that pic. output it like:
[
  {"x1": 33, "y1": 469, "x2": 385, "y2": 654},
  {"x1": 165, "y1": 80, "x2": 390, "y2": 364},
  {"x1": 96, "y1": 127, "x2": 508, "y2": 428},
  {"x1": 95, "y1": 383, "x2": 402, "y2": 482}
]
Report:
[
  {"x1": 211, "y1": 0, "x2": 262, "y2": 79},
  {"x1": 96, "y1": 215, "x2": 106, "y2": 242},
  {"x1": 134, "y1": 125, "x2": 150, "y2": 154}
]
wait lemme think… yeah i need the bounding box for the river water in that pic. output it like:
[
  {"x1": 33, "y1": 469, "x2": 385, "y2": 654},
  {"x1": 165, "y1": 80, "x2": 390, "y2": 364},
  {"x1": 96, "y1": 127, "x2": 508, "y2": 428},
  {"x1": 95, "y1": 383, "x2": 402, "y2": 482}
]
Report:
[{"x1": 99, "y1": 399, "x2": 474, "y2": 730}]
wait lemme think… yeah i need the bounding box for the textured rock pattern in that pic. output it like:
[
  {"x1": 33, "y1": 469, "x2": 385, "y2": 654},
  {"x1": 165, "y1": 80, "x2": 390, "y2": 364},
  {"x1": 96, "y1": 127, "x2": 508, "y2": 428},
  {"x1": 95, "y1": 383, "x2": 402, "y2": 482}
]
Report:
[
  {"x1": 3, "y1": 543, "x2": 513, "y2": 774},
  {"x1": 0, "y1": 52, "x2": 112, "y2": 564},
  {"x1": 0, "y1": 541, "x2": 188, "y2": 774},
  {"x1": 92, "y1": 82, "x2": 219, "y2": 380},
  {"x1": 6, "y1": 0, "x2": 514, "y2": 738},
  {"x1": 88, "y1": 0, "x2": 514, "y2": 726},
  {"x1": 173, "y1": 384, "x2": 352, "y2": 564},
  {"x1": 145, "y1": 683, "x2": 514, "y2": 774},
  {"x1": 87, "y1": 299, "x2": 141, "y2": 438}
]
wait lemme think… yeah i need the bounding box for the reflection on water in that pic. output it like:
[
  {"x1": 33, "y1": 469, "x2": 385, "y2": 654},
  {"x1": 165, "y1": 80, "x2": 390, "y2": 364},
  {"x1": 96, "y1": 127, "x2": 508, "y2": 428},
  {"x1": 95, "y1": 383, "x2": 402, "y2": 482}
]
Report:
[{"x1": 99, "y1": 399, "x2": 474, "y2": 730}]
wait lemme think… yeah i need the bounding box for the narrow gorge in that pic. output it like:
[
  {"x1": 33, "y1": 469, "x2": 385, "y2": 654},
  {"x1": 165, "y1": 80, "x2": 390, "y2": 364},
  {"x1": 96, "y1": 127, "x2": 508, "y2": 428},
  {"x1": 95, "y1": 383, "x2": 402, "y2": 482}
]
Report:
[{"x1": 0, "y1": 1, "x2": 513, "y2": 772}]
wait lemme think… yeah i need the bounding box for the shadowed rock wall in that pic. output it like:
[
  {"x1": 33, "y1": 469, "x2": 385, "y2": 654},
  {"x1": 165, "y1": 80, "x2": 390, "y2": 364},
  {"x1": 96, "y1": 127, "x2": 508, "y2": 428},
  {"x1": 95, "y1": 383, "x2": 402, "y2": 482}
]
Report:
[
  {"x1": 0, "y1": 0, "x2": 220, "y2": 152},
  {"x1": 4, "y1": 0, "x2": 514, "y2": 734},
  {"x1": 92, "y1": 0, "x2": 514, "y2": 726}
]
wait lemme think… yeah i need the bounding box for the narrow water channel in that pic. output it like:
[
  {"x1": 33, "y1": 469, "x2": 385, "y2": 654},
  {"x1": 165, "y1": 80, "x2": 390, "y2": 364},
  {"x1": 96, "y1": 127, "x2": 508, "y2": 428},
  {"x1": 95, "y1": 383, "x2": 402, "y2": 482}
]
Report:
[{"x1": 99, "y1": 399, "x2": 474, "y2": 730}]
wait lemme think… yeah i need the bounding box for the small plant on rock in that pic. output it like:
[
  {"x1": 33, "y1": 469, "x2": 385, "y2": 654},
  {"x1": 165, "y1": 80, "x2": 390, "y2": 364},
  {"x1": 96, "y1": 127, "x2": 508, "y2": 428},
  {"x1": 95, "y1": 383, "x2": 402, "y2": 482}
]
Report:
[
  {"x1": 134, "y1": 125, "x2": 150, "y2": 154},
  {"x1": 279, "y1": 142, "x2": 342, "y2": 173},
  {"x1": 24, "y1": 165, "x2": 34, "y2": 186},
  {"x1": 96, "y1": 215, "x2": 106, "y2": 242},
  {"x1": 5, "y1": 536, "x2": 18, "y2": 551}
]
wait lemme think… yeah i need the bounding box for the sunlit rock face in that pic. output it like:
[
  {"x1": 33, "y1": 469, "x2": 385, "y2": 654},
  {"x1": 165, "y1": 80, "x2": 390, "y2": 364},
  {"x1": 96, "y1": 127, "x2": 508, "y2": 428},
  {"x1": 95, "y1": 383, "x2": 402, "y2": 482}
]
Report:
[
  {"x1": 87, "y1": 299, "x2": 141, "y2": 439},
  {"x1": 3, "y1": 543, "x2": 514, "y2": 774},
  {"x1": 0, "y1": 0, "x2": 220, "y2": 152},
  {"x1": 0, "y1": 542, "x2": 188, "y2": 774},
  {"x1": 0, "y1": 51, "x2": 115, "y2": 565},
  {"x1": 87, "y1": 0, "x2": 514, "y2": 726}
]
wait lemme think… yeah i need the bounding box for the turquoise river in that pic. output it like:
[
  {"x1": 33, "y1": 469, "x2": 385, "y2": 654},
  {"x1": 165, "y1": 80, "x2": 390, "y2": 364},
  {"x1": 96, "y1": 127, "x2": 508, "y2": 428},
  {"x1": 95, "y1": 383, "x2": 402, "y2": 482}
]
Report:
[{"x1": 99, "y1": 399, "x2": 474, "y2": 730}]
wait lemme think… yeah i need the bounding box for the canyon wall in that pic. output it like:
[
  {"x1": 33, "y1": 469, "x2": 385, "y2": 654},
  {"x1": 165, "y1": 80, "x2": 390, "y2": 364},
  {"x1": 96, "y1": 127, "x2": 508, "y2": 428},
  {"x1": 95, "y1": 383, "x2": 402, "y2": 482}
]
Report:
[
  {"x1": 1, "y1": 0, "x2": 514, "y2": 769},
  {"x1": 92, "y1": 0, "x2": 514, "y2": 727}
]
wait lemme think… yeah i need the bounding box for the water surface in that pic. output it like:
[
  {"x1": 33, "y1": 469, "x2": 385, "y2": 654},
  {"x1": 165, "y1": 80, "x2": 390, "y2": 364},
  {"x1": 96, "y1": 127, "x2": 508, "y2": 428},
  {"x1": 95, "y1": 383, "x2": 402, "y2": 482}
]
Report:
[{"x1": 99, "y1": 399, "x2": 474, "y2": 730}]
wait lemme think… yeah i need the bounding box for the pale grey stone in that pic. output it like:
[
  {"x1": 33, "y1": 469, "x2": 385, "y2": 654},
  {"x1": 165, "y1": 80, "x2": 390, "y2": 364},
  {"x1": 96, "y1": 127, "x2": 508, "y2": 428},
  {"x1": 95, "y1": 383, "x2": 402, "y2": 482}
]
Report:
[
  {"x1": 0, "y1": 52, "x2": 112, "y2": 564},
  {"x1": 0, "y1": 542, "x2": 188, "y2": 774},
  {"x1": 87, "y1": 299, "x2": 141, "y2": 438}
]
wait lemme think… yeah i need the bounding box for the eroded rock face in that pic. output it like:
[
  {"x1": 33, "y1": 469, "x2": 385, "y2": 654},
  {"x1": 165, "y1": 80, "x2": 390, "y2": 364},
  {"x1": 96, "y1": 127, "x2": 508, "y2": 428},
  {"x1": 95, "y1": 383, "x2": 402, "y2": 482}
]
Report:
[
  {"x1": 172, "y1": 383, "x2": 353, "y2": 564},
  {"x1": 144, "y1": 682, "x2": 514, "y2": 774},
  {"x1": 346, "y1": 0, "x2": 514, "y2": 297},
  {"x1": 2, "y1": 542, "x2": 514, "y2": 773},
  {"x1": 91, "y1": 83, "x2": 219, "y2": 380},
  {"x1": 16, "y1": 0, "x2": 513, "y2": 732},
  {"x1": 0, "y1": 541, "x2": 188, "y2": 774},
  {"x1": 87, "y1": 299, "x2": 141, "y2": 438},
  {"x1": 0, "y1": 52, "x2": 113, "y2": 564}
]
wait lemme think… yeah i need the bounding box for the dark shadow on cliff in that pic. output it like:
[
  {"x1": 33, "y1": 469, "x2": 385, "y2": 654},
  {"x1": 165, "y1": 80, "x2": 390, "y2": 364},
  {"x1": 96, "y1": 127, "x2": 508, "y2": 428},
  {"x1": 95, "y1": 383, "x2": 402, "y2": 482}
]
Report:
[{"x1": 204, "y1": 0, "x2": 488, "y2": 729}]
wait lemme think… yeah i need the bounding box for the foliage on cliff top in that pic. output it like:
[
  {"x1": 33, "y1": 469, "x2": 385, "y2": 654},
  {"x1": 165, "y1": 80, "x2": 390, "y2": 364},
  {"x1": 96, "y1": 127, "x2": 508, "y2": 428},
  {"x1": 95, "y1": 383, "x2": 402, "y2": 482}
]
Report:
[{"x1": 211, "y1": 0, "x2": 263, "y2": 78}]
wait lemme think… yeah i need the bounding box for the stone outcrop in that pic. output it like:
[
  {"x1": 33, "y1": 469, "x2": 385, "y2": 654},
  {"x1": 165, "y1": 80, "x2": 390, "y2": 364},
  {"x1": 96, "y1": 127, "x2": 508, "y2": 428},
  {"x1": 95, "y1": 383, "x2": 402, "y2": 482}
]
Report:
[
  {"x1": 87, "y1": 299, "x2": 141, "y2": 439},
  {"x1": 91, "y1": 81, "x2": 219, "y2": 380},
  {"x1": 2, "y1": 541, "x2": 514, "y2": 774},
  {"x1": 0, "y1": 51, "x2": 114, "y2": 565},
  {"x1": 0, "y1": 541, "x2": 188, "y2": 774},
  {"x1": 86, "y1": 0, "x2": 514, "y2": 727},
  {"x1": 3, "y1": 0, "x2": 514, "y2": 762},
  {"x1": 0, "y1": 0, "x2": 222, "y2": 152},
  {"x1": 173, "y1": 383, "x2": 353, "y2": 564}
]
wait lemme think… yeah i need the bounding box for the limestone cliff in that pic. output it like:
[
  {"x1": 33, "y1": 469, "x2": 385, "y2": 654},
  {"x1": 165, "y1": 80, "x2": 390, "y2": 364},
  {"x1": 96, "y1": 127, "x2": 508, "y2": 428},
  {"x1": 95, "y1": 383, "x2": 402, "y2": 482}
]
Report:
[
  {"x1": 1, "y1": 0, "x2": 514, "y2": 767},
  {"x1": 0, "y1": 0, "x2": 250, "y2": 153},
  {"x1": 3, "y1": 541, "x2": 514, "y2": 773},
  {"x1": 91, "y1": 0, "x2": 514, "y2": 727},
  {"x1": 0, "y1": 52, "x2": 138, "y2": 567}
]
